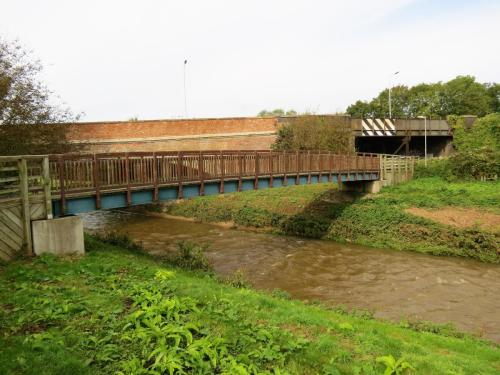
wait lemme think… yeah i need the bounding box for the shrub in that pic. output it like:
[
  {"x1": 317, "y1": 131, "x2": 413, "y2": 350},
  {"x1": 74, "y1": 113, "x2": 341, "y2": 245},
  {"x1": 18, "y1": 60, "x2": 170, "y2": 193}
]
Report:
[
  {"x1": 86, "y1": 231, "x2": 144, "y2": 253},
  {"x1": 167, "y1": 241, "x2": 212, "y2": 271},
  {"x1": 449, "y1": 149, "x2": 500, "y2": 180},
  {"x1": 414, "y1": 159, "x2": 453, "y2": 180}
]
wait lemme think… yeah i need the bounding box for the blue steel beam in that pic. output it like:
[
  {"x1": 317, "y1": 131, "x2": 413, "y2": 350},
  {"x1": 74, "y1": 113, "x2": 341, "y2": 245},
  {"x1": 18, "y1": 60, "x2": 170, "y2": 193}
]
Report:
[{"x1": 52, "y1": 172, "x2": 379, "y2": 216}]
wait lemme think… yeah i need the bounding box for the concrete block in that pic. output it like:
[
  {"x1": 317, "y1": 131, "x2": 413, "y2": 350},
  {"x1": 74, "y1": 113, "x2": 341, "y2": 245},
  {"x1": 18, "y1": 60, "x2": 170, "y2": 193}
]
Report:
[{"x1": 32, "y1": 216, "x2": 85, "y2": 256}]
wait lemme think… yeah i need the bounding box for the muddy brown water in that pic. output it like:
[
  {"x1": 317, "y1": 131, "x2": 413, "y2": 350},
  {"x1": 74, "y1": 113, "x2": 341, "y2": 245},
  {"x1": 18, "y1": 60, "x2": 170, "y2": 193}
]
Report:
[{"x1": 82, "y1": 210, "x2": 500, "y2": 343}]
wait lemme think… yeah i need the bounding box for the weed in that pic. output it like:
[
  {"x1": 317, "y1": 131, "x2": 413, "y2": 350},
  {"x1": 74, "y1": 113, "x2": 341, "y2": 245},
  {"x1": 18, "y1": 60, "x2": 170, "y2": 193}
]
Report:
[
  {"x1": 376, "y1": 355, "x2": 415, "y2": 374},
  {"x1": 221, "y1": 268, "x2": 251, "y2": 288},
  {"x1": 167, "y1": 241, "x2": 212, "y2": 271}
]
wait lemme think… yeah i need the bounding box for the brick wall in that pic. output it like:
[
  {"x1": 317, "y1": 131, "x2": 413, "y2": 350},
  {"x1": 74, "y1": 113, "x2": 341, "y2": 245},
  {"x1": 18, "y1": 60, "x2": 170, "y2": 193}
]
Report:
[{"x1": 68, "y1": 117, "x2": 278, "y2": 153}]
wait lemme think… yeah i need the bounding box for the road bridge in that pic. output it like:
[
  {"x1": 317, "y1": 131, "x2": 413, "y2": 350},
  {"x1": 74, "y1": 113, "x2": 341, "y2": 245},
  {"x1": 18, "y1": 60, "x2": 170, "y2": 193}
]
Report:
[{"x1": 0, "y1": 151, "x2": 416, "y2": 259}]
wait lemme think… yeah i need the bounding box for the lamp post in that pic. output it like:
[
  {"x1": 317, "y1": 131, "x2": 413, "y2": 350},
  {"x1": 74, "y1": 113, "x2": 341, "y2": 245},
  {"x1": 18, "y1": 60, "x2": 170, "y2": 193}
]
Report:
[
  {"x1": 417, "y1": 115, "x2": 427, "y2": 166},
  {"x1": 388, "y1": 71, "x2": 399, "y2": 119},
  {"x1": 183, "y1": 59, "x2": 188, "y2": 118}
]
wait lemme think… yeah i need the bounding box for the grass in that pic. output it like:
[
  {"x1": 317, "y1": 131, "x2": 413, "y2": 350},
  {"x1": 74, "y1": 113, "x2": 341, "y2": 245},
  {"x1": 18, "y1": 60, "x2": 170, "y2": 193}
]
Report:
[
  {"x1": 162, "y1": 177, "x2": 500, "y2": 263},
  {"x1": 1, "y1": 238, "x2": 499, "y2": 374}
]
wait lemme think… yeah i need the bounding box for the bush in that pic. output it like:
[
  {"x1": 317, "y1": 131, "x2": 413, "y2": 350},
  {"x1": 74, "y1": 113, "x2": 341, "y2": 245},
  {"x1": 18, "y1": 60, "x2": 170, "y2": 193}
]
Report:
[
  {"x1": 167, "y1": 241, "x2": 212, "y2": 271},
  {"x1": 449, "y1": 149, "x2": 500, "y2": 180},
  {"x1": 86, "y1": 231, "x2": 144, "y2": 253},
  {"x1": 414, "y1": 159, "x2": 453, "y2": 180}
]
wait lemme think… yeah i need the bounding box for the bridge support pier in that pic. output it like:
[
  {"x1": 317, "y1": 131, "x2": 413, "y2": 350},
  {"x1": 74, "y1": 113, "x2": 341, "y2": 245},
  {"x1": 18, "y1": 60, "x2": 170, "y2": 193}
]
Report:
[{"x1": 339, "y1": 180, "x2": 382, "y2": 194}]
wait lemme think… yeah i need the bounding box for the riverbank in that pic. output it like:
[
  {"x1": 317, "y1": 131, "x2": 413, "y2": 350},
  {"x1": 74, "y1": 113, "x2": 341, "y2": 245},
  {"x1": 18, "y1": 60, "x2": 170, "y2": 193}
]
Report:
[
  {"x1": 159, "y1": 177, "x2": 500, "y2": 263},
  {"x1": 1, "y1": 238, "x2": 499, "y2": 374}
]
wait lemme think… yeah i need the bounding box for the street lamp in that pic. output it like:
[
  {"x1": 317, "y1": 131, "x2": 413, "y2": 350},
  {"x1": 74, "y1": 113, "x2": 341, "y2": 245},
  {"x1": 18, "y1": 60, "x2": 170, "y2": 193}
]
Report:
[
  {"x1": 183, "y1": 59, "x2": 188, "y2": 118},
  {"x1": 417, "y1": 115, "x2": 427, "y2": 166},
  {"x1": 388, "y1": 71, "x2": 399, "y2": 119}
]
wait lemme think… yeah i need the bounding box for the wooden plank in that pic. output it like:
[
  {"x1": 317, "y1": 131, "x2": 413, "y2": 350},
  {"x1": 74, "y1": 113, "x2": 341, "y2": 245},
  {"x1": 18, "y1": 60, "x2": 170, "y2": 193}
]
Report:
[
  {"x1": 0, "y1": 217, "x2": 23, "y2": 245},
  {"x1": 0, "y1": 212, "x2": 23, "y2": 242},
  {"x1": 199, "y1": 152, "x2": 205, "y2": 195},
  {"x1": 254, "y1": 151, "x2": 259, "y2": 190},
  {"x1": 283, "y1": 151, "x2": 288, "y2": 186},
  {"x1": 18, "y1": 159, "x2": 32, "y2": 256},
  {"x1": 177, "y1": 152, "x2": 183, "y2": 199},
  {"x1": 269, "y1": 151, "x2": 274, "y2": 187},
  {"x1": 0, "y1": 225, "x2": 22, "y2": 250},
  {"x1": 219, "y1": 151, "x2": 225, "y2": 193},
  {"x1": 42, "y1": 157, "x2": 53, "y2": 219}
]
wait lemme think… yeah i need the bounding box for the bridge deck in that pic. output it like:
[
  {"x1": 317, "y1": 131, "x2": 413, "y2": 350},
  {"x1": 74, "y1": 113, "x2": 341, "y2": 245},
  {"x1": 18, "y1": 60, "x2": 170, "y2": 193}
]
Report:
[{"x1": 48, "y1": 151, "x2": 381, "y2": 215}]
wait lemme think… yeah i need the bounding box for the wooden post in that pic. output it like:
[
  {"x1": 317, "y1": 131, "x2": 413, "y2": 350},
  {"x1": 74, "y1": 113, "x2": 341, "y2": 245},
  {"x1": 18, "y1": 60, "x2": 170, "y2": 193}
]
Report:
[
  {"x1": 346, "y1": 154, "x2": 350, "y2": 181},
  {"x1": 238, "y1": 151, "x2": 243, "y2": 192},
  {"x1": 296, "y1": 151, "x2": 300, "y2": 184},
  {"x1": 92, "y1": 154, "x2": 101, "y2": 209},
  {"x1": 328, "y1": 152, "x2": 333, "y2": 182},
  {"x1": 152, "y1": 153, "x2": 159, "y2": 201},
  {"x1": 254, "y1": 151, "x2": 259, "y2": 189},
  {"x1": 58, "y1": 156, "x2": 66, "y2": 216},
  {"x1": 269, "y1": 151, "x2": 273, "y2": 188},
  {"x1": 42, "y1": 156, "x2": 53, "y2": 219},
  {"x1": 219, "y1": 151, "x2": 225, "y2": 194},
  {"x1": 283, "y1": 151, "x2": 288, "y2": 186},
  {"x1": 307, "y1": 151, "x2": 312, "y2": 183},
  {"x1": 18, "y1": 158, "x2": 32, "y2": 256},
  {"x1": 354, "y1": 154, "x2": 359, "y2": 181},
  {"x1": 177, "y1": 152, "x2": 183, "y2": 199},
  {"x1": 318, "y1": 152, "x2": 323, "y2": 182},
  {"x1": 125, "y1": 153, "x2": 131, "y2": 206},
  {"x1": 199, "y1": 152, "x2": 205, "y2": 196}
]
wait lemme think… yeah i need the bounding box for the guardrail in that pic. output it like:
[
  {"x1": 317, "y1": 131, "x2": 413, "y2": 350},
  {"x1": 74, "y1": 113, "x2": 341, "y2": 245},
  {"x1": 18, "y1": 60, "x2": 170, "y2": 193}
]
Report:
[{"x1": 48, "y1": 151, "x2": 381, "y2": 214}]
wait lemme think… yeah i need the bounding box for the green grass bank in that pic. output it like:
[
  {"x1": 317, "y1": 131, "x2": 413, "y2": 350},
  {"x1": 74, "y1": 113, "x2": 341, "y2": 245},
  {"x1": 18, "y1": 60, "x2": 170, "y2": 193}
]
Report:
[
  {"x1": 162, "y1": 177, "x2": 500, "y2": 263},
  {"x1": 1, "y1": 239, "x2": 499, "y2": 374}
]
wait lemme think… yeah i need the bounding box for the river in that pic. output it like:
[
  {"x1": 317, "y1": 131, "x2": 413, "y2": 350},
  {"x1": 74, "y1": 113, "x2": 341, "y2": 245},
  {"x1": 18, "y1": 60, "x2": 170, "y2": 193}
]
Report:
[{"x1": 82, "y1": 209, "x2": 500, "y2": 342}]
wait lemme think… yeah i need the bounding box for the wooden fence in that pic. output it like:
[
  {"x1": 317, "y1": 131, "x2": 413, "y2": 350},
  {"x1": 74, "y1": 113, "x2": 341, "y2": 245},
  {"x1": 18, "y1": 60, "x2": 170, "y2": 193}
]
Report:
[
  {"x1": 0, "y1": 156, "x2": 52, "y2": 260},
  {"x1": 49, "y1": 151, "x2": 381, "y2": 215},
  {"x1": 380, "y1": 154, "x2": 418, "y2": 185}
]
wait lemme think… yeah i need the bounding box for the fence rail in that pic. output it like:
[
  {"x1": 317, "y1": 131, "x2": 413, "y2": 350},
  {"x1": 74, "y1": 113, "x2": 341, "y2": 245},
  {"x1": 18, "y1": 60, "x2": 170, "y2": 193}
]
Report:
[
  {"x1": 48, "y1": 151, "x2": 381, "y2": 214},
  {"x1": 0, "y1": 155, "x2": 52, "y2": 259}
]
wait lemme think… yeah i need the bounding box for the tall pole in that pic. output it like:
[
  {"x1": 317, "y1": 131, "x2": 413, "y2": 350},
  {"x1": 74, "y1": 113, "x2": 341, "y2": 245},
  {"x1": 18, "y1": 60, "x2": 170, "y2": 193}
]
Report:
[
  {"x1": 418, "y1": 115, "x2": 427, "y2": 165},
  {"x1": 183, "y1": 59, "x2": 188, "y2": 118},
  {"x1": 424, "y1": 116, "x2": 427, "y2": 166}
]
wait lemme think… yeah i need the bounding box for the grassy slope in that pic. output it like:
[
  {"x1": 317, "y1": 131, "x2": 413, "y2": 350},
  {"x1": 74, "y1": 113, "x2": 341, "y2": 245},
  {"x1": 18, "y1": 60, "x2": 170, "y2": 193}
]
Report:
[
  {"x1": 165, "y1": 178, "x2": 500, "y2": 263},
  {"x1": 1, "y1": 240, "x2": 499, "y2": 374}
]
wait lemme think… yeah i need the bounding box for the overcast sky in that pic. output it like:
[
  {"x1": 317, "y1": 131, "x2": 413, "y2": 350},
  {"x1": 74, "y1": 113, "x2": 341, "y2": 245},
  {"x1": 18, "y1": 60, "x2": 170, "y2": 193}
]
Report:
[{"x1": 1, "y1": 0, "x2": 499, "y2": 121}]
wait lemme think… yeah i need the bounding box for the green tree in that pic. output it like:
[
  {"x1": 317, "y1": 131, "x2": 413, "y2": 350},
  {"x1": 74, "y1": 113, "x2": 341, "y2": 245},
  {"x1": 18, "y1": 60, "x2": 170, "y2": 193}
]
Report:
[
  {"x1": 258, "y1": 109, "x2": 297, "y2": 117},
  {"x1": 346, "y1": 76, "x2": 497, "y2": 119},
  {"x1": 441, "y1": 75, "x2": 491, "y2": 117},
  {"x1": 0, "y1": 38, "x2": 79, "y2": 155},
  {"x1": 272, "y1": 115, "x2": 353, "y2": 153},
  {"x1": 485, "y1": 83, "x2": 500, "y2": 113}
]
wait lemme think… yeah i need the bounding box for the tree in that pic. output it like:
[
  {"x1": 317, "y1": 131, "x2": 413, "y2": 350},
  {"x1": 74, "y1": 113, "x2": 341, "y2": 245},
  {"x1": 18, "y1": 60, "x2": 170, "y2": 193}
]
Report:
[
  {"x1": 272, "y1": 115, "x2": 353, "y2": 153},
  {"x1": 346, "y1": 76, "x2": 497, "y2": 119},
  {"x1": 485, "y1": 83, "x2": 500, "y2": 113},
  {"x1": 258, "y1": 109, "x2": 297, "y2": 117},
  {"x1": 0, "y1": 38, "x2": 79, "y2": 155}
]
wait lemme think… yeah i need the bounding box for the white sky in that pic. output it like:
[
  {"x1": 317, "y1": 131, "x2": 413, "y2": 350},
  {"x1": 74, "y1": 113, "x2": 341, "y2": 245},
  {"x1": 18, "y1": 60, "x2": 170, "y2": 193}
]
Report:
[{"x1": 1, "y1": 0, "x2": 499, "y2": 121}]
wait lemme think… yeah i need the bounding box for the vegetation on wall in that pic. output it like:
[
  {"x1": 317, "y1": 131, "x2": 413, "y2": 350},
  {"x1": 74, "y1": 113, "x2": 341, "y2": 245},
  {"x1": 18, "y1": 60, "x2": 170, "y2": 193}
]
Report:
[
  {"x1": 272, "y1": 115, "x2": 354, "y2": 153},
  {"x1": 415, "y1": 113, "x2": 500, "y2": 180},
  {"x1": 346, "y1": 75, "x2": 499, "y2": 119},
  {"x1": 1, "y1": 237, "x2": 498, "y2": 374},
  {"x1": 0, "y1": 38, "x2": 80, "y2": 155}
]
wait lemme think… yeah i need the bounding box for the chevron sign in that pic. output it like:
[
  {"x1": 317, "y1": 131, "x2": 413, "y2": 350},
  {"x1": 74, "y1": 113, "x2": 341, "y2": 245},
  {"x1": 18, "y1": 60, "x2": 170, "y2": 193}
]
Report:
[{"x1": 361, "y1": 119, "x2": 396, "y2": 136}]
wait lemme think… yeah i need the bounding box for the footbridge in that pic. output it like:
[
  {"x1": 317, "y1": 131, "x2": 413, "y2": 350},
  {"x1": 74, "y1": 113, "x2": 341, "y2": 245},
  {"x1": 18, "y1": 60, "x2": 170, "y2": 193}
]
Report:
[{"x1": 0, "y1": 151, "x2": 416, "y2": 259}]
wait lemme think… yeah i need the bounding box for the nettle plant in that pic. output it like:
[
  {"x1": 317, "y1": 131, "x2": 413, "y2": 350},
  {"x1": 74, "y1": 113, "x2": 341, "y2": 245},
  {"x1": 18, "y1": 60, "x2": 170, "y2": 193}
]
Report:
[{"x1": 115, "y1": 270, "x2": 309, "y2": 374}]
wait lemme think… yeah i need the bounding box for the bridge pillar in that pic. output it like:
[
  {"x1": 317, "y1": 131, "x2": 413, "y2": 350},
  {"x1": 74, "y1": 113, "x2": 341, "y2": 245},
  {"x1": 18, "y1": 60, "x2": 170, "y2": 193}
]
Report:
[{"x1": 340, "y1": 180, "x2": 382, "y2": 194}]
